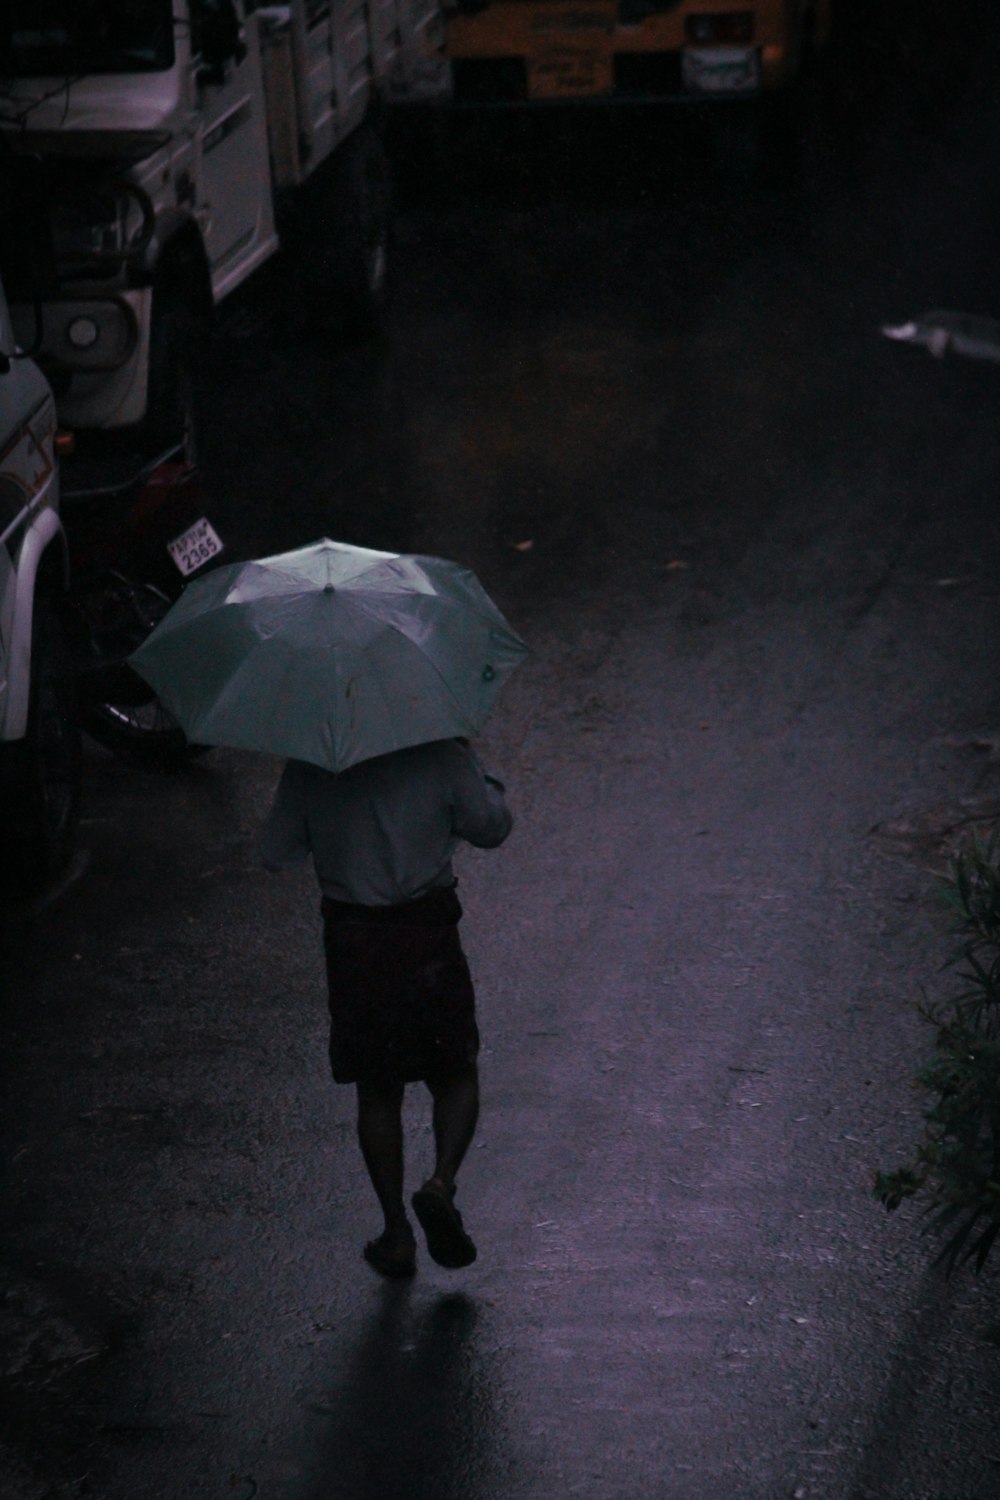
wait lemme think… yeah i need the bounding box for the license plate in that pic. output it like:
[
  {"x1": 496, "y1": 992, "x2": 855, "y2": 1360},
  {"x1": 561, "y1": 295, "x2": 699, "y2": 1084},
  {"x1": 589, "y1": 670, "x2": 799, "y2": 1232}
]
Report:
[
  {"x1": 167, "y1": 517, "x2": 224, "y2": 576},
  {"x1": 682, "y1": 45, "x2": 759, "y2": 95}
]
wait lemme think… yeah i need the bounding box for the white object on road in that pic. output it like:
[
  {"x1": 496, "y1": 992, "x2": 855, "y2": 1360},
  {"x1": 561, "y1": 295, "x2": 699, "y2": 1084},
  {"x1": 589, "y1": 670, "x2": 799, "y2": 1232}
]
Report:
[{"x1": 883, "y1": 309, "x2": 1000, "y2": 363}]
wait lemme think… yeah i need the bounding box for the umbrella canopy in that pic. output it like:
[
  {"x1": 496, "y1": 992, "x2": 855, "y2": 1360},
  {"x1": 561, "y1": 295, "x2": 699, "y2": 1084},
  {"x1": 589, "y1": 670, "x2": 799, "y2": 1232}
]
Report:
[{"x1": 129, "y1": 539, "x2": 529, "y2": 772}]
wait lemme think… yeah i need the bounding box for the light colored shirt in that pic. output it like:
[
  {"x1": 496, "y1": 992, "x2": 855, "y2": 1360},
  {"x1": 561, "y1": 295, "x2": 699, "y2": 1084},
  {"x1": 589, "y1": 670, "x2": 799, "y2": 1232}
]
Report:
[{"x1": 258, "y1": 738, "x2": 513, "y2": 905}]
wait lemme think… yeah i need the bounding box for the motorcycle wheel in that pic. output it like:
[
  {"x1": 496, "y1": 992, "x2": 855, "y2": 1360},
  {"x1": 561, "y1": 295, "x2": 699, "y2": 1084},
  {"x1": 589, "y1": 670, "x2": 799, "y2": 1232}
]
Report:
[
  {"x1": 82, "y1": 693, "x2": 206, "y2": 767},
  {"x1": 0, "y1": 596, "x2": 82, "y2": 899},
  {"x1": 76, "y1": 575, "x2": 207, "y2": 767}
]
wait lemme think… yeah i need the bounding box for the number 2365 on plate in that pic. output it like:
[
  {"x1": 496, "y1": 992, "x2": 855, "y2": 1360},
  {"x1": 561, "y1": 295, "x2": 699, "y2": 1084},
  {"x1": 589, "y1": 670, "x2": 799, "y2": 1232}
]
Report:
[{"x1": 167, "y1": 517, "x2": 224, "y2": 576}]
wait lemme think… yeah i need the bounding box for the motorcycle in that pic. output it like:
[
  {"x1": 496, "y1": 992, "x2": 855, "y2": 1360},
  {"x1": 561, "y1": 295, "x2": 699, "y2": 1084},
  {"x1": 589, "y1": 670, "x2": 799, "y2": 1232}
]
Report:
[{"x1": 61, "y1": 444, "x2": 225, "y2": 764}]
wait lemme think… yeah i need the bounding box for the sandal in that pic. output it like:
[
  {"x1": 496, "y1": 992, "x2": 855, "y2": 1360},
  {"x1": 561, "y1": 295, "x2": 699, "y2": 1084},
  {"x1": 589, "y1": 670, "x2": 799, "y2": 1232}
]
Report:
[
  {"x1": 363, "y1": 1232, "x2": 416, "y2": 1278},
  {"x1": 411, "y1": 1180, "x2": 477, "y2": 1269}
]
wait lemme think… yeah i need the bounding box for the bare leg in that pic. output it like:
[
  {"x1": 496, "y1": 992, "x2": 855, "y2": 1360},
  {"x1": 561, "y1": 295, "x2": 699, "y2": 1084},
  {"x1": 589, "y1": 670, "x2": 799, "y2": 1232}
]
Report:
[
  {"x1": 426, "y1": 1064, "x2": 480, "y2": 1192},
  {"x1": 411, "y1": 1065, "x2": 480, "y2": 1269},
  {"x1": 356, "y1": 1079, "x2": 414, "y2": 1257}
]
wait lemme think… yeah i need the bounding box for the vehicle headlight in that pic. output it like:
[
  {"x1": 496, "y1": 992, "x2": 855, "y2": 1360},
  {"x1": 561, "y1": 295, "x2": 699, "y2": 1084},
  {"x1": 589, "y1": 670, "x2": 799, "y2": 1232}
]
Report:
[{"x1": 51, "y1": 182, "x2": 155, "y2": 276}]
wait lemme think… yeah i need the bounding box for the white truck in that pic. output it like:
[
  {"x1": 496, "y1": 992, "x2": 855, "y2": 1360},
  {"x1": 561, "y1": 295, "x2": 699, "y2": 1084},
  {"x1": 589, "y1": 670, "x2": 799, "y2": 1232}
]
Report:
[
  {"x1": 0, "y1": 260, "x2": 79, "y2": 898},
  {"x1": 0, "y1": 0, "x2": 447, "y2": 468}
]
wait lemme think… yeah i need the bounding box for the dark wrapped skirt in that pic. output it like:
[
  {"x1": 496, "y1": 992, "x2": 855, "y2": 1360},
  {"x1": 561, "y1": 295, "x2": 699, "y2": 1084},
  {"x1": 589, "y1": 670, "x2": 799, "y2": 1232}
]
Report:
[{"x1": 321, "y1": 883, "x2": 480, "y2": 1085}]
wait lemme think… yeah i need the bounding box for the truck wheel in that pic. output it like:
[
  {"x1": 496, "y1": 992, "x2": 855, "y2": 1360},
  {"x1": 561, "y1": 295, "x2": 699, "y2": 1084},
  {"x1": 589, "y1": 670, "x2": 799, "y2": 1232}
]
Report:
[
  {"x1": 329, "y1": 123, "x2": 393, "y2": 330},
  {"x1": 0, "y1": 597, "x2": 81, "y2": 900},
  {"x1": 142, "y1": 297, "x2": 203, "y2": 466}
]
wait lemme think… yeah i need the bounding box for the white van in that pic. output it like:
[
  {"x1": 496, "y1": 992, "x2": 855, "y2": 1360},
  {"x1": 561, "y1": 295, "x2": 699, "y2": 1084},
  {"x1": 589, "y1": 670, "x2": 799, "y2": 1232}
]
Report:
[{"x1": 0, "y1": 269, "x2": 79, "y2": 897}]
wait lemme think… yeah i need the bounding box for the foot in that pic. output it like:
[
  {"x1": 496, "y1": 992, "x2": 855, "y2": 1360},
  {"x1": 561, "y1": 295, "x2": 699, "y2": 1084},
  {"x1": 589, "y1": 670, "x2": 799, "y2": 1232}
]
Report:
[
  {"x1": 411, "y1": 1179, "x2": 477, "y2": 1269},
  {"x1": 363, "y1": 1228, "x2": 416, "y2": 1278}
]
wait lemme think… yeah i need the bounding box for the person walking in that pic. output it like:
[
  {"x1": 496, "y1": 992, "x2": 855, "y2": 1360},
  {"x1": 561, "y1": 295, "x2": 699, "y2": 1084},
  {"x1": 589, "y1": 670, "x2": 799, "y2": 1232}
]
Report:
[{"x1": 259, "y1": 736, "x2": 513, "y2": 1278}]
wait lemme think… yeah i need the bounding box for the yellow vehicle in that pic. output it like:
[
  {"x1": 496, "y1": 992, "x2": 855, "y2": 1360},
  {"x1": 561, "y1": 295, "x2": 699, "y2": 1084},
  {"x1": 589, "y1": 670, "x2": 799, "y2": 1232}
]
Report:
[{"x1": 437, "y1": 0, "x2": 831, "y2": 104}]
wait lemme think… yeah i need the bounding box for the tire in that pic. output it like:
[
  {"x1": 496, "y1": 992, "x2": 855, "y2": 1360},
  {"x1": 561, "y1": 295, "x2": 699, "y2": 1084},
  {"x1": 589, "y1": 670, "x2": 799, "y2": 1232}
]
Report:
[
  {"x1": 289, "y1": 122, "x2": 393, "y2": 335},
  {"x1": 82, "y1": 692, "x2": 200, "y2": 767},
  {"x1": 139, "y1": 291, "x2": 206, "y2": 467},
  {"x1": 333, "y1": 123, "x2": 393, "y2": 329},
  {"x1": 76, "y1": 575, "x2": 205, "y2": 767},
  {"x1": 0, "y1": 596, "x2": 81, "y2": 899}
]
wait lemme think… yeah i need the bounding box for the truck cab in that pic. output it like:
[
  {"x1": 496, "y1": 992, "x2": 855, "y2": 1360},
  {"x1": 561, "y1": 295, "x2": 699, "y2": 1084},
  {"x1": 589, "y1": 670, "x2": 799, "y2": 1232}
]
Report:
[
  {"x1": 0, "y1": 0, "x2": 279, "y2": 451},
  {"x1": 0, "y1": 0, "x2": 445, "y2": 467}
]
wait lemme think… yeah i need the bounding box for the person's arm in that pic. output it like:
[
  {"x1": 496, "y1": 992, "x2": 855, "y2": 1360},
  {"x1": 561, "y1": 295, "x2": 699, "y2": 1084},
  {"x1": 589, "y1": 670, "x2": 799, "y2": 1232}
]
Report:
[
  {"x1": 448, "y1": 741, "x2": 513, "y2": 848},
  {"x1": 258, "y1": 762, "x2": 311, "y2": 872}
]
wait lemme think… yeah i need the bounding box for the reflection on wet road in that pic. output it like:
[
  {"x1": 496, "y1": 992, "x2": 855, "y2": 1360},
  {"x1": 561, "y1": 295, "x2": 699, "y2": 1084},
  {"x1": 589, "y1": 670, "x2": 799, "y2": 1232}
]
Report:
[{"x1": 303, "y1": 1289, "x2": 505, "y2": 1500}]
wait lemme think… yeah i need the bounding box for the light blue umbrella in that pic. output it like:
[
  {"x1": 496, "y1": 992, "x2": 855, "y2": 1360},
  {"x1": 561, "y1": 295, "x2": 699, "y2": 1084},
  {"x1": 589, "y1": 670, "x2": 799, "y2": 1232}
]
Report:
[{"x1": 129, "y1": 539, "x2": 529, "y2": 772}]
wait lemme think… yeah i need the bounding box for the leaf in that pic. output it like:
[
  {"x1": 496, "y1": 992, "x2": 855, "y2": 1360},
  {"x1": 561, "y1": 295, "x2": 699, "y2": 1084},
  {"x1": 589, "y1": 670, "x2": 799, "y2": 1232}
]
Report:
[
  {"x1": 934, "y1": 1213, "x2": 981, "y2": 1275},
  {"x1": 877, "y1": 817, "x2": 1000, "y2": 1270}
]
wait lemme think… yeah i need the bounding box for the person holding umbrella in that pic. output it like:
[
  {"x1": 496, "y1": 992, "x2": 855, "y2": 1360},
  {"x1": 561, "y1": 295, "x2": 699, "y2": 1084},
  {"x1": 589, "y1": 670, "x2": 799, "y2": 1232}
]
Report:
[
  {"x1": 260, "y1": 736, "x2": 512, "y2": 1275},
  {"x1": 130, "y1": 539, "x2": 527, "y2": 1277}
]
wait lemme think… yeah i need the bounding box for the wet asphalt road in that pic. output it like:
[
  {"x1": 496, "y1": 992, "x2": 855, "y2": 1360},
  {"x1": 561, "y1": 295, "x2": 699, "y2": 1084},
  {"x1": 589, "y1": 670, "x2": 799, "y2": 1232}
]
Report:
[{"x1": 5, "y1": 6, "x2": 1000, "y2": 1498}]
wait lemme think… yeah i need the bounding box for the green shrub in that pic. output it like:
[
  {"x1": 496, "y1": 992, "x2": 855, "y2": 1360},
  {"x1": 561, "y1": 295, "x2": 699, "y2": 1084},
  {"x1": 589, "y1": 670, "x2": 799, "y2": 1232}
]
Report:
[{"x1": 874, "y1": 828, "x2": 1000, "y2": 1273}]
